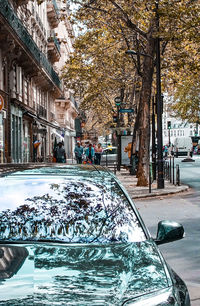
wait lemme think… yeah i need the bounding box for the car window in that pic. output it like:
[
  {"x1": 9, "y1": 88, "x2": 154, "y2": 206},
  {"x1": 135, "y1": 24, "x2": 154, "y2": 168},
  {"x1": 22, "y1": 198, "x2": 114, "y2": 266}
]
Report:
[{"x1": 0, "y1": 175, "x2": 146, "y2": 244}]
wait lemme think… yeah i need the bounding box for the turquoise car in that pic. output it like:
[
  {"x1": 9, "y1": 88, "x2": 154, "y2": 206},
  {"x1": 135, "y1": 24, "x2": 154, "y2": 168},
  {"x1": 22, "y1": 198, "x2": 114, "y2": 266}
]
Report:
[{"x1": 0, "y1": 165, "x2": 190, "y2": 305}]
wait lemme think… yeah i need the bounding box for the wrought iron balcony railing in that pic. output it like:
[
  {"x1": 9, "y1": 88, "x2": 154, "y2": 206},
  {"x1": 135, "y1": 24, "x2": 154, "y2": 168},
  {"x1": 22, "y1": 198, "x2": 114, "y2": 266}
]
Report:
[{"x1": 0, "y1": 0, "x2": 61, "y2": 89}]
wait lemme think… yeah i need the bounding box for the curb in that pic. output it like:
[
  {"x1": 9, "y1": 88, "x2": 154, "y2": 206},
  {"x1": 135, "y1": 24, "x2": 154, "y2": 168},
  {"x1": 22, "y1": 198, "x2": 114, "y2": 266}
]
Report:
[{"x1": 129, "y1": 185, "x2": 190, "y2": 199}]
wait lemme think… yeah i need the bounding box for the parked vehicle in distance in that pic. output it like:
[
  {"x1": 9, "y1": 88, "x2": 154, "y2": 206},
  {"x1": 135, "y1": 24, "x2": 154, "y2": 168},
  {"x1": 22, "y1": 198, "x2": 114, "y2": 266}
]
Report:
[
  {"x1": 101, "y1": 146, "x2": 117, "y2": 164},
  {"x1": 0, "y1": 165, "x2": 190, "y2": 305},
  {"x1": 174, "y1": 137, "x2": 193, "y2": 156}
]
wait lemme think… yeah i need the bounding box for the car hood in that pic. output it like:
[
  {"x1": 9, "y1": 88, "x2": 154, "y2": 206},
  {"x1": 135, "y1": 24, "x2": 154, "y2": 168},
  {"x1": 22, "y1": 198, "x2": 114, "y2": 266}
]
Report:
[{"x1": 0, "y1": 241, "x2": 170, "y2": 305}]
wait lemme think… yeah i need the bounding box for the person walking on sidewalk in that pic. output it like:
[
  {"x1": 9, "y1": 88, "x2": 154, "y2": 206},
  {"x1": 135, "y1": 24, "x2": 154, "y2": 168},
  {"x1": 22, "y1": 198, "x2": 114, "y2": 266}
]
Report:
[
  {"x1": 56, "y1": 142, "x2": 66, "y2": 163},
  {"x1": 94, "y1": 143, "x2": 103, "y2": 165},
  {"x1": 85, "y1": 143, "x2": 95, "y2": 164},
  {"x1": 74, "y1": 142, "x2": 83, "y2": 164}
]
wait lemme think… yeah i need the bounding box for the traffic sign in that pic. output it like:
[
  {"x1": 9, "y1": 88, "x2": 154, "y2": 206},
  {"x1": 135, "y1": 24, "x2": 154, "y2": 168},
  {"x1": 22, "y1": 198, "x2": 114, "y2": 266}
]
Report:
[
  {"x1": 119, "y1": 108, "x2": 134, "y2": 113},
  {"x1": 0, "y1": 95, "x2": 4, "y2": 112},
  {"x1": 114, "y1": 96, "x2": 122, "y2": 106}
]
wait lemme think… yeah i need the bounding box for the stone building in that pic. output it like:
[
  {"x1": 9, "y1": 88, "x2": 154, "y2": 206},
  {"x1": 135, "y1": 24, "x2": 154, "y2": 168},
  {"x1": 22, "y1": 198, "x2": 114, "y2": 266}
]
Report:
[
  {"x1": 162, "y1": 96, "x2": 200, "y2": 146},
  {"x1": 0, "y1": 0, "x2": 78, "y2": 163}
]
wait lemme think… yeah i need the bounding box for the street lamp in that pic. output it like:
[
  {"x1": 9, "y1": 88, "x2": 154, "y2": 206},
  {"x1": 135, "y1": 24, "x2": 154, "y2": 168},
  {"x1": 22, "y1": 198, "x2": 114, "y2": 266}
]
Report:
[
  {"x1": 114, "y1": 96, "x2": 122, "y2": 171},
  {"x1": 155, "y1": 0, "x2": 164, "y2": 189}
]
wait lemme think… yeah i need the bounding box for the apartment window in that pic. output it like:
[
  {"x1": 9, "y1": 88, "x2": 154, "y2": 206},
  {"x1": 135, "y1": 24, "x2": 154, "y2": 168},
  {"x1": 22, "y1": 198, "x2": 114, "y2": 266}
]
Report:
[
  {"x1": 174, "y1": 130, "x2": 176, "y2": 137},
  {"x1": 11, "y1": 64, "x2": 17, "y2": 94},
  {"x1": 24, "y1": 78, "x2": 29, "y2": 105},
  {"x1": 190, "y1": 130, "x2": 193, "y2": 136},
  {"x1": 33, "y1": 86, "x2": 37, "y2": 110},
  {"x1": 16, "y1": 66, "x2": 23, "y2": 100}
]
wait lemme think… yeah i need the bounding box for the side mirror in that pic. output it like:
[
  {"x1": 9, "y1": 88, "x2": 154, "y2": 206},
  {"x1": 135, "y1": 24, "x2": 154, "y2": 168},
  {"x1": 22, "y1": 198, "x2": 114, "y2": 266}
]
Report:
[{"x1": 155, "y1": 220, "x2": 185, "y2": 245}]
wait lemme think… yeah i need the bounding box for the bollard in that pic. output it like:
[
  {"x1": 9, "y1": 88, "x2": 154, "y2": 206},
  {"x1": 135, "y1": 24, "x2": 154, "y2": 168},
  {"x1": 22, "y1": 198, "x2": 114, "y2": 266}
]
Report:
[
  {"x1": 176, "y1": 164, "x2": 180, "y2": 186},
  {"x1": 172, "y1": 156, "x2": 175, "y2": 185}
]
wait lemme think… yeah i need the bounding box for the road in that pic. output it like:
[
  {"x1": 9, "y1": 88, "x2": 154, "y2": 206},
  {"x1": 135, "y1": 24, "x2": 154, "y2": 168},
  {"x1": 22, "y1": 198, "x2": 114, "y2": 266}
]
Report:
[{"x1": 134, "y1": 156, "x2": 200, "y2": 306}]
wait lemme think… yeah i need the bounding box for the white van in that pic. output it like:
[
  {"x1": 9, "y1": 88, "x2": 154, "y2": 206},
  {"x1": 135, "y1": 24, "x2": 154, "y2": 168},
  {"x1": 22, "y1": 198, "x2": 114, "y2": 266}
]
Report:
[{"x1": 174, "y1": 137, "x2": 193, "y2": 156}]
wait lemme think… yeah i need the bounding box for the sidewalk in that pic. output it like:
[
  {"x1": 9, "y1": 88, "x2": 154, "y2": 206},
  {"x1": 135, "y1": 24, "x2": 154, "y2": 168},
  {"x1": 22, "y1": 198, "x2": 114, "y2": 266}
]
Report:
[{"x1": 115, "y1": 168, "x2": 189, "y2": 199}]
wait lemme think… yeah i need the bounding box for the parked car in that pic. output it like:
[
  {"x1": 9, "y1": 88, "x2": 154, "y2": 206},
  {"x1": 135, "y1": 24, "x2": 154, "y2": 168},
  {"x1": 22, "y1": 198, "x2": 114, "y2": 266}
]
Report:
[
  {"x1": 101, "y1": 146, "x2": 117, "y2": 164},
  {"x1": 0, "y1": 165, "x2": 190, "y2": 305}
]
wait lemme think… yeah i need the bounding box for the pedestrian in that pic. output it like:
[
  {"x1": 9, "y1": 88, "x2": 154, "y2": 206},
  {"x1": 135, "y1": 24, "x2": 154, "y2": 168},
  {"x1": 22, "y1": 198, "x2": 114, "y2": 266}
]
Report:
[
  {"x1": 94, "y1": 143, "x2": 103, "y2": 165},
  {"x1": 85, "y1": 143, "x2": 95, "y2": 164},
  {"x1": 55, "y1": 142, "x2": 66, "y2": 163},
  {"x1": 74, "y1": 142, "x2": 83, "y2": 164},
  {"x1": 163, "y1": 145, "x2": 168, "y2": 159}
]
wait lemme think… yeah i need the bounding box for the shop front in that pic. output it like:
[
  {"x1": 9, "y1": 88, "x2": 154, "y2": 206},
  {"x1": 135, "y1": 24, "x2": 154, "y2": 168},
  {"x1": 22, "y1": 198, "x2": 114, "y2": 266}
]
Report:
[
  {"x1": 22, "y1": 119, "x2": 31, "y2": 163},
  {"x1": 33, "y1": 122, "x2": 47, "y2": 162}
]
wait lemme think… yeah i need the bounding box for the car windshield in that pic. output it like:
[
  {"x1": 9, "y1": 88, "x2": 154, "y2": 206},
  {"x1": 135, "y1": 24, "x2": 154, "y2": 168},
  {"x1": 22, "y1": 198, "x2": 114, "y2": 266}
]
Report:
[{"x1": 0, "y1": 168, "x2": 146, "y2": 244}]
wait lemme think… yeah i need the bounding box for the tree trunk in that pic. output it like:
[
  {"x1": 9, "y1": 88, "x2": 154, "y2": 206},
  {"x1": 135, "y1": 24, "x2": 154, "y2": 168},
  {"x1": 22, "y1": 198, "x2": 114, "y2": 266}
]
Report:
[{"x1": 137, "y1": 35, "x2": 155, "y2": 186}]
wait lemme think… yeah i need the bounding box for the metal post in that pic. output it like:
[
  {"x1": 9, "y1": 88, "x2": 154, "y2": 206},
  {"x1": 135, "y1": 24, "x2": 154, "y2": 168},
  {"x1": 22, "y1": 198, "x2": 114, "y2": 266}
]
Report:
[
  {"x1": 152, "y1": 96, "x2": 156, "y2": 180},
  {"x1": 149, "y1": 163, "x2": 152, "y2": 193},
  {"x1": 169, "y1": 156, "x2": 172, "y2": 183},
  {"x1": 156, "y1": 0, "x2": 164, "y2": 189},
  {"x1": 168, "y1": 128, "x2": 171, "y2": 146},
  {"x1": 172, "y1": 156, "x2": 175, "y2": 185},
  {"x1": 176, "y1": 164, "x2": 180, "y2": 186},
  {"x1": 117, "y1": 105, "x2": 121, "y2": 171}
]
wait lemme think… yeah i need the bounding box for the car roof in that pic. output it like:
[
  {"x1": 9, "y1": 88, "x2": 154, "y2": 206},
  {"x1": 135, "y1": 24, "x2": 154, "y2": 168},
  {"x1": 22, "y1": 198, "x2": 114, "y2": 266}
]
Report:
[
  {"x1": 103, "y1": 146, "x2": 117, "y2": 150},
  {"x1": 0, "y1": 164, "x2": 114, "y2": 179}
]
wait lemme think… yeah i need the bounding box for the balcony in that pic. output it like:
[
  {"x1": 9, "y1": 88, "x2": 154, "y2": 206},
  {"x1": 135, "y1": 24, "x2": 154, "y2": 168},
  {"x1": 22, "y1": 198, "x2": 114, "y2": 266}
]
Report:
[
  {"x1": 47, "y1": 0, "x2": 59, "y2": 29},
  {"x1": 55, "y1": 97, "x2": 70, "y2": 110},
  {"x1": 0, "y1": 0, "x2": 61, "y2": 89},
  {"x1": 47, "y1": 35, "x2": 61, "y2": 63}
]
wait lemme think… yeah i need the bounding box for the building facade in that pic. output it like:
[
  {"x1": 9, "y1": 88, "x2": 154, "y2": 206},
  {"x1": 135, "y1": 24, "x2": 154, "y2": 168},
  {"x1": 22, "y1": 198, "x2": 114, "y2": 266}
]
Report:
[
  {"x1": 0, "y1": 0, "x2": 78, "y2": 163},
  {"x1": 162, "y1": 96, "x2": 200, "y2": 147}
]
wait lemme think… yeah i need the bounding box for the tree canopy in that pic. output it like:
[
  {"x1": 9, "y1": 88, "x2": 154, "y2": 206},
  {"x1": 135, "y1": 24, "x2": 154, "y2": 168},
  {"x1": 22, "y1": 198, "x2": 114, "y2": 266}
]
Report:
[{"x1": 61, "y1": 0, "x2": 200, "y2": 185}]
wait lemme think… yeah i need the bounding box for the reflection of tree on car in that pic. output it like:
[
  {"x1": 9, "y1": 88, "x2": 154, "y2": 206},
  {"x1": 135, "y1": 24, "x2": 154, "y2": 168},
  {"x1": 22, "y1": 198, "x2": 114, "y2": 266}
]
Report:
[{"x1": 0, "y1": 177, "x2": 144, "y2": 243}]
